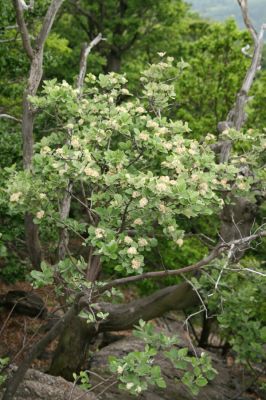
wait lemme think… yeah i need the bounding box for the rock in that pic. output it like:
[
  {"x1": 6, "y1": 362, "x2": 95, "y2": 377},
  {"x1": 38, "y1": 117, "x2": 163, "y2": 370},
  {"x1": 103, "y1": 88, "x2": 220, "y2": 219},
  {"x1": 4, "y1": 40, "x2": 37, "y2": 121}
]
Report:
[
  {"x1": 0, "y1": 368, "x2": 96, "y2": 400},
  {"x1": 88, "y1": 319, "x2": 251, "y2": 400}
]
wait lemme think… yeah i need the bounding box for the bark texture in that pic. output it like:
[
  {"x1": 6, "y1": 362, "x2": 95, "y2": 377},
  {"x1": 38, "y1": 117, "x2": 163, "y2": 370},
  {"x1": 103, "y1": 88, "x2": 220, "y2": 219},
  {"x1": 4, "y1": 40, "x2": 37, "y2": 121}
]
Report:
[
  {"x1": 49, "y1": 282, "x2": 198, "y2": 379},
  {"x1": 13, "y1": 0, "x2": 64, "y2": 268}
]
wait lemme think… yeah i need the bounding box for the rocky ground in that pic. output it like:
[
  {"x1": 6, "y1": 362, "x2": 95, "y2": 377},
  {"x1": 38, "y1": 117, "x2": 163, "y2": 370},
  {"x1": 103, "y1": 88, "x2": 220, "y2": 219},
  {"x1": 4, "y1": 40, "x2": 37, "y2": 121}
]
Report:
[{"x1": 0, "y1": 281, "x2": 265, "y2": 400}]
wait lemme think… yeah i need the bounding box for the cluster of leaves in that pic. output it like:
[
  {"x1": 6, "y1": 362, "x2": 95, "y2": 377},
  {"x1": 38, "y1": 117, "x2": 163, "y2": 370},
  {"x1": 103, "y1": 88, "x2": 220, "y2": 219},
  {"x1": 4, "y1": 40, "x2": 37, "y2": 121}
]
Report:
[
  {"x1": 108, "y1": 320, "x2": 217, "y2": 396},
  {"x1": 4, "y1": 58, "x2": 246, "y2": 285},
  {"x1": 193, "y1": 256, "x2": 266, "y2": 365},
  {"x1": 73, "y1": 370, "x2": 91, "y2": 391},
  {"x1": 0, "y1": 357, "x2": 9, "y2": 386}
]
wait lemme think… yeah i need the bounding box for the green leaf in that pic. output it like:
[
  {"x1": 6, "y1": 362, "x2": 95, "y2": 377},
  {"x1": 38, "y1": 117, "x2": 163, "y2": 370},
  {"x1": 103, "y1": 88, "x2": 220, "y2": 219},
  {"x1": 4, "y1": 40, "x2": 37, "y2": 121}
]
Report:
[{"x1": 195, "y1": 376, "x2": 208, "y2": 387}]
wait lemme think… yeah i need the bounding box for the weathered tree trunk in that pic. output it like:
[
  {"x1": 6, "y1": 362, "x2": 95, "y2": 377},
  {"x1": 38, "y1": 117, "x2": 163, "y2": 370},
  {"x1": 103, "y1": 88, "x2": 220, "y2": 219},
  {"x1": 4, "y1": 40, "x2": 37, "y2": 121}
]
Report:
[
  {"x1": 200, "y1": 2, "x2": 266, "y2": 347},
  {"x1": 49, "y1": 316, "x2": 94, "y2": 380},
  {"x1": 13, "y1": 0, "x2": 64, "y2": 268},
  {"x1": 106, "y1": 49, "x2": 121, "y2": 72},
  {"x1": 22, "y1": 48, "x2": 44, "y2": 269},
  {"x1": 49, "y1": 282, "x2": 198, "y2": 379}
]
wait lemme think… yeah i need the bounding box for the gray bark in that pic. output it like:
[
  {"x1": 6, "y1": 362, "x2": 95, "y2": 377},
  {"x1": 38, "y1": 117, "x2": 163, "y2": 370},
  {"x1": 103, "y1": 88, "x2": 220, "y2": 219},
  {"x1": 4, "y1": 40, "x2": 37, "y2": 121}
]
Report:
[
  {"x1": 57, "y1": 34, "x2": 102, "y2": 261},
  {"x1": 217, "y1": 1, "x2": 265, "y2": 257},
  {"x1": 49, "y1": 282, "x2": 198, "y2": 379},
  {"x1": 13, "y1": 0, "x2": 64, "y2": 268}
]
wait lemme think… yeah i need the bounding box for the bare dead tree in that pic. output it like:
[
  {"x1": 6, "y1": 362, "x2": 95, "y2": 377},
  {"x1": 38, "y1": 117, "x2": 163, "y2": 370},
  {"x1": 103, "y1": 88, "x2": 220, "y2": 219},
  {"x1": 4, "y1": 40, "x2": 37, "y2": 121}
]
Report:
[
  {"x1": 228, "y1": 0, "x2": 266, "y2": 130},
  {"x1": 217, "y1": 0, "x2": 266, "y2": 255},
  {"x1": 58, "y1": 33, "x2": 103, "y2": 261},
  {"x1": 77, "y1": 33, "x2": 103, "y2": 92},
  {"x1": 13, "y1": 0, "x2": 64, "y2": 268},
  {"x1": 0, "y1": 114, "x2": 21, "y2": 123}
]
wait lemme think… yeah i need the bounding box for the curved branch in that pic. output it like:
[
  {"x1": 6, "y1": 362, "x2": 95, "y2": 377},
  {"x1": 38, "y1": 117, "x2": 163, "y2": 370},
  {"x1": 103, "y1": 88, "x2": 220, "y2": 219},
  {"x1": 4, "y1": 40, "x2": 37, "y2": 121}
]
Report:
[
  {"x1": 35, "y1": 0, "x2": 64, "y2": 50},
  {"x1": 12, "y1": 0, "x2": 33, "y2": 59},
  {"x1": 103, "y1": 231, "x2": 266, "y2": 290},
  {"x1": 0, "y1": 114, "x2": 21, "y2": 123},
  {"x1": 237, "y1": 0, "x2": 257, "y2": 43},
  {"x1": 227, "y1": 1, "x2": 266, "y2": 129},
  {"x1": 77, "y1": 33, "x2": 103, "y2": 91}
]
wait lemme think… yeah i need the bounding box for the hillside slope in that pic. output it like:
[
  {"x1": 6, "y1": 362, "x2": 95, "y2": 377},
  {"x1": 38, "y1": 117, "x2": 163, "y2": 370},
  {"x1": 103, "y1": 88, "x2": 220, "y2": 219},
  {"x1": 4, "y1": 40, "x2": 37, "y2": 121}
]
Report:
[{"x1": 189, "y1": 0, "x2": 266, "y2": 29}]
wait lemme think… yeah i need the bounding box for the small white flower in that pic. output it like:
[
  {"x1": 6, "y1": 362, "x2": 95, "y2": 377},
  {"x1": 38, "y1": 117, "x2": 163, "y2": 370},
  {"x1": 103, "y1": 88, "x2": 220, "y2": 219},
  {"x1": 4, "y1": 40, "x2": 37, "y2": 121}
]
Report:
[
  {"x1": 156, "y1": 182, "x2": 168, "y2": 192},
  {"x1": 136, "y1": 106, "x2": 145, "y2": 113},
  {"x1": 175, "y1": 146, "x2": 184, "y2": 154},
  {"x1": 176, "y1": 238, "x2": 184, "y2": 247},
  {"x1": 188, "y1": 148, "x2": 196, "y2": 155},
  {"x1": 78, "y1": 119, "x2": 84, "y2": 125},
  {"x1": 132, "y1": 191, "x2": 140, "y2": 198},
  {"x1": 116, "y1": 106, "x2": 127, "y2": 113},
  {"x1": 132, "y1": 259, "x2": 141, "y2": 269},
  {"x1": 61, "y1": 80, "x2": 70, "y2": 87},
  {"x1": 146, "y1": 120, "x2": 159, "y2": 129},
  {"x1": 127, "y1": 247, "x2": 137, "y2": 255},
  {"x1": 220, "y1": 178, "x2": 228, "y2": 187},
  {"x1": 158, "y1": 203, "x2": 166, "y2": 213},
  {"x1": 66, "y1": 123, "x2": 74, "y2": 130},
  {"x1": 205, "y1": 133, "x2": 215, "y2": 141},
  {"x1": 136, "y1": 386, "x2": 142, "y2": 393},
  {"x1": 237, "y1": 182, "x2": 246, "y2": 190},
  {"x1": 163, "y1": 142, "x2": 173, "y2": 150},
  {"x1": 126, "y1": 382, "x2": 134, "y2": 390},
  {"x1": 139, "y1": 197, "x2": 148, "y2": 208},
  {"x1": 39, "y1": 193, "x2": 46, "y2": 199},
  {"x1": 41, "y1": 146, "x2": 51, "y2": 154},
  {"x1": 158, "y1": 127, "x2": 168, "y2": 135},
  {"x1": 168, "y1": 226, "x2": 175, "y2": 233},
  {"x1": 36, "y1": 210, "x2": 45, "y2": 219},
  {"x1": 56, "y1": 148, "x2": 64, "y2": 155},
  {"x1": 121, "y1": 88, "x2": 130, "y2": 95},
  {"x1": 10, "y1": 192, "x2": 22, "y2": 202},
  {"x1": 138, "y1": 238, "x2": 148, "y2": 247},
  {"x1": 133, "y1": 218, "x2": 143, "y2": 226},
  {"x1": 95, "y1": 228, "x2": 105, "y2": 239},
  {"x1": 124, "y1": 236, "x2": 133, "y2": 244},
  {"x1": 157, "y1": 52, "x2": 166, "y2": 57},
  {"x1": 84, "y1": 167, "x2": 99, "y2": 177},
  {"x1": 117, "y1": 365, "x2": 124, "y2": 374},
  {"x1": 139, "y1": 132, "x2": 149, "y2": 141},
  {"x1": 71, "y1": 136, "x2": 80, "y2": 148},
  {"x1": 191, "y1": 174, "x2": 199, "y2": 182}
]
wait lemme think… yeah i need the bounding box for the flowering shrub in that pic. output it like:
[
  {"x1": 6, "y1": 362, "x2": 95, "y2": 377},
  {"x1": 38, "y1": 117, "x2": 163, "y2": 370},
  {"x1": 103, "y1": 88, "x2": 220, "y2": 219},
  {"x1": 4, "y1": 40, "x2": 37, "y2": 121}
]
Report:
[
  {"x1": 6, "y1": 57, "x2": 240, "y2": 280},
  {"x1": 3, "y1": 56, "x2": 262, "y2": 395}
]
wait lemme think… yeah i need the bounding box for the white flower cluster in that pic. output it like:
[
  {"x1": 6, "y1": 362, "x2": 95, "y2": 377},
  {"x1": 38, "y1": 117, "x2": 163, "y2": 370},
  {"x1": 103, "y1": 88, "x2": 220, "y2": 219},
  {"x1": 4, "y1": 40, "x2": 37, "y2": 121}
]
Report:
[
  {"x1": 95, "y1": 228, "x2": 105, "y2": 239},
  {"x1": 36, "y1": 210, "x2": 45, "y2": 219},
  {"x1": 131, "y1": 259, "x2": 141, "y2": 270},
  {"x1": 139, "y1": 197, "x2": 148, "y2": 208},
  {"x1": 10, "y1": 192, "x2": 22, "y2": 202},
  {"x1": 84, "y1": 166, "x2": 99, "y2": 177}
]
